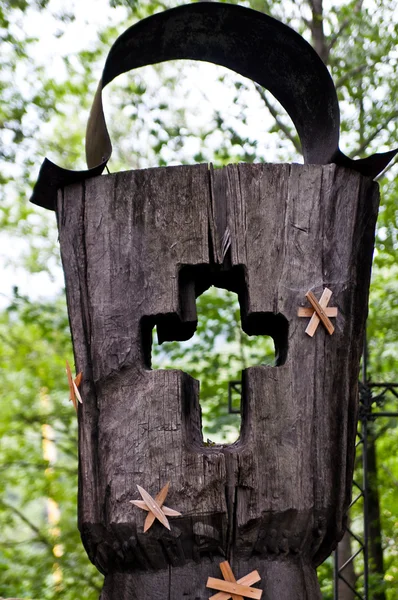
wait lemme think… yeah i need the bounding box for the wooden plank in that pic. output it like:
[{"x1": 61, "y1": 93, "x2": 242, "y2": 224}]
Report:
[
  {"x1": 210, "y1": 570, "x2": 261, "y2": 600},
  {"x1": 219, "y1": 561, "x2": 243, "y2": 600},
  {"x1": 305, "y1": 288, "x2": 334, "y2": 336},
  {"x1": 206, "y1": 577, "x2": 262, "y2": 599},
  {"x1": 304, "y1": 287, "x2": 333, "y2": 336},
  {"x1": 298, "y1": 307, "x2": 337, "y2": 318},
  {"x1": 131, "y1": 500, "x2": 181, "y2": 517},
  {"x1": 72, "y1": 379, "x2": 83, "y2": 405},
  {"x1": 65, "y1": 360, "x2": 77, "y2": 412},
  {"x1": 143, "y1": 482, "x2": 170, "y2": 532},
  {"x1": 137, "y1": 486, "x2": 170, "y2": 531}
]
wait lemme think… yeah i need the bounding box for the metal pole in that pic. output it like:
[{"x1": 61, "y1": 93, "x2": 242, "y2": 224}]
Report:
[
  {"x1": 362, "y1": 414, "x2": 369, "y2": 600},
  {"x1": 371, "y1": 411, "x2": 398, "y2": 418},
  {"x1": 334, "y1": 545, "x2": 339, "y2": 600},
  {"x1": 361, "y1": 330, "x2": 369, "y2": 599},
  {"x1": 362, "y1": 332, "x2": 368, "y2": 385}
]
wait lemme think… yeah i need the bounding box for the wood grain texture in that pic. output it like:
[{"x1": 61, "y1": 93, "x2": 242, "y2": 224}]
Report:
[{"x1": 57, "y1": 163, "x2": 379, "y2": 599}]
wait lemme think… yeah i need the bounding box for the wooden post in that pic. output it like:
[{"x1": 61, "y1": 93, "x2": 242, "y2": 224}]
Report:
[{"x1": 57, "y1": 163, "x2": 379, "y2": 599}]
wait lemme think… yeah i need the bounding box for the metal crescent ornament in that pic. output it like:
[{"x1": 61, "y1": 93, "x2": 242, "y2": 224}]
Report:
[{"x1": 31, "y1": 3, "x2": 397, "y2": 211}]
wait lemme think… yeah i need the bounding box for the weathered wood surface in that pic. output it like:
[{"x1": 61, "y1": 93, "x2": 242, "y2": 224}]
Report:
[{"x1": 57, "y1": 163, "x2": 379, "y2": 599}]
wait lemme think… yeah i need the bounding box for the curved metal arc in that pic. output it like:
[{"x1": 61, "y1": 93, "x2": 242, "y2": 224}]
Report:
[
  {"x1": 98, "y1": 3, "x2": 341, "y2": 165},
  {"x1": 30, "y1": 2, "x2": 397, "y2": 211}
]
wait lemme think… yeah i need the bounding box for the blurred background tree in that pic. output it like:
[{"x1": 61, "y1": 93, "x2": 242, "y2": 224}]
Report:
[{"x1": 0, "y1": 0, "x2": 397, "y2": 598}]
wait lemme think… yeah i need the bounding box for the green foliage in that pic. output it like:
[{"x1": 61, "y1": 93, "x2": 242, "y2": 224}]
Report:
[
  {"x1": 0, "y1": 290, "x2": 103, "y2": 598},
  {"x1": 153, "y1": 288, "x2": 275, "y2": 442},
  {"x1": 317, "y1": 558, "x2": 334, "y2": 599}
]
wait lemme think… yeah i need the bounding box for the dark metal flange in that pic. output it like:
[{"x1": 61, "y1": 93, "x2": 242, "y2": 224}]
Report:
[{"x1": 30, "y1": 3, "x2": 397, "y2": 211}]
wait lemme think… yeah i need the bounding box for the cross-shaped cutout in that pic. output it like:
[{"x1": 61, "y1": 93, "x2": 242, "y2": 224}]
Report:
[
  {"x1": 206, "y1": 561, "x2": 263, "y2": 599},
  {"x1": 130, "y1": 481, "x2": 181, "y2": 532},
  {"x1": 297, "y1": 288, "x2": 338, "y2": 337}
]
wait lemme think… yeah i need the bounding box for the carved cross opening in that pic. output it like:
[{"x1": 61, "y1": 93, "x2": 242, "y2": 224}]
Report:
[{"x1": 142, "y1": 265, "x2": 289, "y2": 445}]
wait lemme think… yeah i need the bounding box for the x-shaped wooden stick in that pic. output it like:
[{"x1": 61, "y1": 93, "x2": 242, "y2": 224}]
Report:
[
  {"x1": 206, "y1": 561, "x2": 262, "y2": 599},
  {"x1": 130, "y1": 482, "x2": 181, "y2": 532},
  {"x1": 297, "y1": 288, "x2": 338, "y2": 337},
  {"x1": 65, "y1": 360, "x2": 83, "y2": 412}
]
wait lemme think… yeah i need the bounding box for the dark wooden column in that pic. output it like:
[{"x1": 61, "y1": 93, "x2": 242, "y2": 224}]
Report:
[{"x1": 57, "y1": 163, "x2": 379, "y2": 599}]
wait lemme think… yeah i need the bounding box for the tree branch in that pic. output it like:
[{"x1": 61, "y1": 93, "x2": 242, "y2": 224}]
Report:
[
  {"x1": 335, "y1": 64, "x2": 367, "y2": 89},
  {"x1": 380, "y1": 464, "x2": 398, "y2": 488},
  {"x1": 0, "y1": 499, "x2": 52, "y2": 549},
  {"x1": 55, "y1": 442, "x2": 78, "y2": 461},
  {"x1": 86, "y1": 575, "x2": 103, "y2": 592},
  {"x1": 309, "y1": 0, "x2": 329, "y2": 63},
  {"x1": 0, "y1": 460, "x2": 76, "y2": 474},
  {"x1": 327, "y1": 0, "x2": 363, "y2": 55},
  {"x1": 254, "y1": 85, "x2": 301, "y2": 154},
  {"x1": 327, "y1": 18, "x2": 351, "y2": 54},
  {"x1": 2, "y1": 499, "x2": 103, "y2": 593},
  {"x1": 2, "y1": 537, "x2": 40, "y2": 547},
  {"x1": 350, "y1": 110, "x2": 398, "y2": 158}
]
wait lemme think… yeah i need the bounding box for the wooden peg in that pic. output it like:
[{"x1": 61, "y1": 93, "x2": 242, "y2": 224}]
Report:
[
  {"x1": 297, "y1": 307, "x2": 337, "y2": 318},
  {"x1": 206, "y1": 562, "x2": 262, "y2": 600},
  {"x1": 306, "y1": 290, "x2": 334, "y2": 335},
  {"x1": 297, "y1": 288, "x2": 338, "y2": 337},
  {"x1": 209, "y1": 570, "x2": 261, "y2": 600},
  {"x1": 130, "y1": 482, "x2": 181, "y2": 532},
  {"x1": 219, "y1": 560, "x2": 243, "y2": 600},
  {"x1": 65, "y1": 361, "x2": 83, "y2": 412},
  {"x1": 206, "y1": 578, "x2": 262, "y2": 600}
]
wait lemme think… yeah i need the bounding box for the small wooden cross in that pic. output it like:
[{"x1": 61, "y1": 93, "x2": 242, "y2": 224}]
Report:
[
  {"x1": 206, "y1": 561, "x2": 262, "y2": 599},
  {"x1": 65, "y1": 360, "x2": 83, "y2": 412},
  {"x1": 130, "y1": 481, "x2": 181, "y2": 532},
  {"x1": 297, "y1": 288, "x2": 338, "y2": 337}
]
